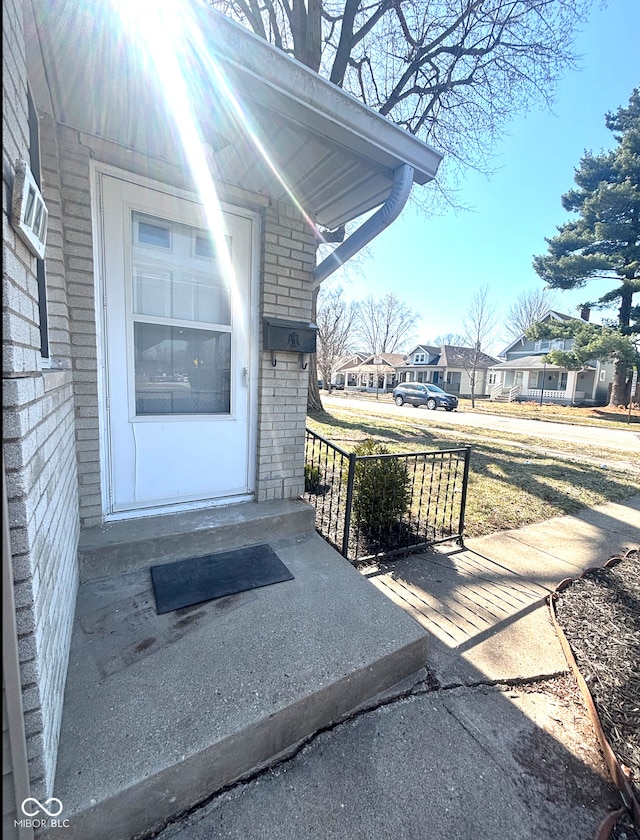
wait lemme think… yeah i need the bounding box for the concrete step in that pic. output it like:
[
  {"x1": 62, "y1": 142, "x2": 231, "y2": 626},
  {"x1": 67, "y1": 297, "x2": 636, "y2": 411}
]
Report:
[
  {"x1": 47, "y1": 531, "x2": 428, "y2": 840},
  {"x1": 78, "y1": 499, "x2": 316, "y2": 581}
]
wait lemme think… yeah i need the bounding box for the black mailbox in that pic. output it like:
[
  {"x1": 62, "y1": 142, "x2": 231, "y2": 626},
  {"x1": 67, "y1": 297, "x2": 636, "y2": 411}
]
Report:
[{"x1": 263, "y1": 318, "x2": 318, "y2": 353}]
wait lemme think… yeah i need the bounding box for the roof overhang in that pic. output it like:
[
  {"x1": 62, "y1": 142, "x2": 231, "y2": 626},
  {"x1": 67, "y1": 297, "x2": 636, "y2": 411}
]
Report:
[
  {"x1": 25, "y1": 0, "x2": 442, "y2": 229},
  {"x1": 491, "y1": 356, "x2": 596, "y2": 371}
]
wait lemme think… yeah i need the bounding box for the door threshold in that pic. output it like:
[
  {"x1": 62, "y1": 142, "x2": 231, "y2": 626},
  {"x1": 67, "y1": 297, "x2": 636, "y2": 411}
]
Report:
[{"x1": 104, "y1": 493, "x2": 254, "y2": 523}]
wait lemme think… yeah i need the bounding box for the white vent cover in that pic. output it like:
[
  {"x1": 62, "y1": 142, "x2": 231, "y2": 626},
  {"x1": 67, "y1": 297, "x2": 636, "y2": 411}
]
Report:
[{"x1": 11, "y1": 159, "x2": 48, "y2": 259}]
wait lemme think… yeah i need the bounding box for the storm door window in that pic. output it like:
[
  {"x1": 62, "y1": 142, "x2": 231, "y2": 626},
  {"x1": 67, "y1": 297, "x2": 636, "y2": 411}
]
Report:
[
  {"x1": 135, "y1": 215, "x2": 172, "y2": 249},
  {"x1": 131, "y1": 211, "x2": 232, "y2": 415},
  {"x1": 134, "y1": 324, "x2": 230, "y2": 414}
]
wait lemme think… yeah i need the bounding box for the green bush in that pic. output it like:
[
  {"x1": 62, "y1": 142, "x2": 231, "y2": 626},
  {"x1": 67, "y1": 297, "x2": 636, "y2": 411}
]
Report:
[
  {"x1": 304, "y1": 463, "x2": 322, "y2": 493},
  {"x1": 352, "y1": 439, "x2": 410, "y2": 530}
]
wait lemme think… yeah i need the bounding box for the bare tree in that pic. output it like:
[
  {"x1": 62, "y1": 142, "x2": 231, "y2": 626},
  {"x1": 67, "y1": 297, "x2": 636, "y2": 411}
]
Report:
[
  {"x1": 429, "y1": 332, "x2": 468, "y2": 347},
  {"x1": 210, "y1": 0, "x2": 589, "y2": 185},
  {"x1": 505, "y1": 288, "x2": 559, "y2": 337},
  {"x1": 315, "y1": 285, "x2": 356, "y2": 392},
  {"x1": 463, "y1": 284, "x2": 498, "y2": 407},
  {"x1": 354, "y1": 293, "x2": 419, "y2": 355},
  {"x1": 209, "y1": 0, "x2": 592, "y2": 409}
]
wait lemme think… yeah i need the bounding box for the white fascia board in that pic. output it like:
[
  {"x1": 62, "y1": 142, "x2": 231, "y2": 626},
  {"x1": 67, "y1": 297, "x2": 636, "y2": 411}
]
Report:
[{"x1": 499, "y1": 334, "x2": 528, "y2": 356}]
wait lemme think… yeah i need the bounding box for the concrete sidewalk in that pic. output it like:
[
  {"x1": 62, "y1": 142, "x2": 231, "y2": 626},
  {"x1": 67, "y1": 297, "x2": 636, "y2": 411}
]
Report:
[{"x1": 154, "y1": 497, "x2": 639, "y2": 840}]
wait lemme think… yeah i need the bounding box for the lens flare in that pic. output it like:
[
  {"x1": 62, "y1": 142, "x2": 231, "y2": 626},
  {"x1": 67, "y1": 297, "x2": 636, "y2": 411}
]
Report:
[{"x1": 110, "y1": 0, "x2": 327, "y2": 289}]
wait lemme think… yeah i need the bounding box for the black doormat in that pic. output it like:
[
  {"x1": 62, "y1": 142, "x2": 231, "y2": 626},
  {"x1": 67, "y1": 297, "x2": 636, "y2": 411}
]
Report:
[{"x1": 150, "y1": 544, "x2": 294, "y2": 615}]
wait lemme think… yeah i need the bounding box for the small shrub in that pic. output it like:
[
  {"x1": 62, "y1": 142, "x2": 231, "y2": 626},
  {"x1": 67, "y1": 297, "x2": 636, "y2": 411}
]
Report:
[
  {"x1": 352, "y1": 439, "x2": 410, "y2": 530},
  {"x1": 304, "y1": 463, "x2": 322, "y2": 493}
]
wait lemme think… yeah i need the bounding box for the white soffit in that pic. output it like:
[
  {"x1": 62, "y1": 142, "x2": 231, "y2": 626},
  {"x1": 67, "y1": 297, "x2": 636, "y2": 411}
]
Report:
[{"x1": 27, "y1": 0, "x2": 443, "y2": 228}]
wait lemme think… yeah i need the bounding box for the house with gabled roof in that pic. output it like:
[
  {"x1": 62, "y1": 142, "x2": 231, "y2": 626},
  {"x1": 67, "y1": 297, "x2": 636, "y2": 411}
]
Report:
[
  {"x1": 396, "y1": 344, "x2": 442, "y2": 383},
  {"x1": 488, "y1": 311, "x2": 615, "y2": 404},
  {"x1": 3, "y1": 0, "x2": 443, "y2": 836},
  {"x1": 338, "y1": 353, "x2": 406, "y2": 391},
  {"x1": 330, "y1": 352, "x2": 368, "y2": 389},
  {"x1": 396, "y1": 344, "x2": 499, "y2": 397}
]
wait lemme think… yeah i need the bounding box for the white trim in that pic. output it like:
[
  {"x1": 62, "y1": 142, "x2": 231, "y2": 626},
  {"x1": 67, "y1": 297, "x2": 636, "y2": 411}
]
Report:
[
  {"x1": 593, "y1": 365, "x2": 602, "y2": 401},
  {"x1": 91, "y1": 160, "x2": 260, "y2": 518},
  {"x1": 104, "y1": 492, "x2": 255, "y2": 522},
  {"x1": 91, "y1": 163, "x2": 111, "y2": 517}
]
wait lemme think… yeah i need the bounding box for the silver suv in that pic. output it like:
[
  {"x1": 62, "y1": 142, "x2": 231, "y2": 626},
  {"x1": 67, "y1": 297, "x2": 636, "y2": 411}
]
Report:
[{"x1": 392, "y1": 382, "x2": 458, "y2": 411}]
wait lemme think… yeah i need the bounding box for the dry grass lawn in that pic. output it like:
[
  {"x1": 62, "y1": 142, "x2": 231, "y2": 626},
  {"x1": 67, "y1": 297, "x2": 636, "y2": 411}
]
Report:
[{"x1": 457, "y1": 397, "x2": 639, "y2": 428}]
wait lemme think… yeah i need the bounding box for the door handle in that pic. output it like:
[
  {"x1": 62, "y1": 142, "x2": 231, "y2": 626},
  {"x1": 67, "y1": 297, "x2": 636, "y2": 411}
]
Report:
[{"x1": 242, "y1": 367, "x2": 249, "y2": 386}]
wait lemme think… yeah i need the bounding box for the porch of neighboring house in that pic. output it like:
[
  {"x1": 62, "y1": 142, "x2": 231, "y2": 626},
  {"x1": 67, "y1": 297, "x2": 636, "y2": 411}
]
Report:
[
  {"x1": 342, "y1": 358, "x2": 402, "y2": 392},
  {"x1": 443, "y1": 371, "x2": 462, "y2": 393},
  {"x1": 42, "y1": 500, "x2": 428, "y2": 840},
  {"x1": 490, "y1": 358, "x2": 596, "y2": 405},
  {"x1": 397, "y1": 368, "x2": 441, "y2": 385}
]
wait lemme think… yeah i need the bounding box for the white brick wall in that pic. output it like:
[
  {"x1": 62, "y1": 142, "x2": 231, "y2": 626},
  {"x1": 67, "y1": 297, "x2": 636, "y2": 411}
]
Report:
[
  {"x1": 3, "y1": 0, "x2": 80, "y2": 798},
  {"x1": 256, "y1": 200, "x2": 315, "y2": 502},
  {"x1": 56, "y1": 128, "x2": 103, "y2": 526}
]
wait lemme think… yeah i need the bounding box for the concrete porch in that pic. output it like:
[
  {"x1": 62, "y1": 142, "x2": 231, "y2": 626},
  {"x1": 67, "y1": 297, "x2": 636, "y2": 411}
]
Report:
[{"x1": 44, "y1": 500, "x2": 428, "y2": 840}]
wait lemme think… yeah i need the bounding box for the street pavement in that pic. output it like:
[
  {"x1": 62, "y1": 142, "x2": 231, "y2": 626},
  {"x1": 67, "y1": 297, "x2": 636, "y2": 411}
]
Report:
[
  {"x1": 321, "y1": 394, "x2": 640, "y2": 453},
  {"x1": 153, "y1": 497, "x2": 639, "y2": 840}
]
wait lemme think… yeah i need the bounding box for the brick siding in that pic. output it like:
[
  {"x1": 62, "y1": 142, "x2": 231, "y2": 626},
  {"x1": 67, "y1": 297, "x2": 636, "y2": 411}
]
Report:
[
  {"x1": 3, "y1": 0, "x2": 80, "y2": 797},
  {"x1": 256, "y1": 200, "x2": 315, "y2": 502},
  {"x1": 57, "y1": 128, "x2": 103, "y2": 526}
]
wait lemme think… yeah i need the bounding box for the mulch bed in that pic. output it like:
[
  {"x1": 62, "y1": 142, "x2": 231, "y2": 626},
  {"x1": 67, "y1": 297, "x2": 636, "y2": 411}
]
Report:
[{"x1": 553, "y1": 551, "x2": 639, "y2": 838}]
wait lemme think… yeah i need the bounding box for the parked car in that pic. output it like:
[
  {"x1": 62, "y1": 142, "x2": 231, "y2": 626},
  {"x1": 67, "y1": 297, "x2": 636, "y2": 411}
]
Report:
[{"x1": 392, "y1": 382, "x2": 458, "y2": 411}]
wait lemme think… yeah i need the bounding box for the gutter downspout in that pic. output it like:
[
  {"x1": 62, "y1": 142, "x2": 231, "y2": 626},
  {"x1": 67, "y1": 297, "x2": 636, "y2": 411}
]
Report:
[{"x1": 312, "y1": 163, "x2": 415, "y2": 289}]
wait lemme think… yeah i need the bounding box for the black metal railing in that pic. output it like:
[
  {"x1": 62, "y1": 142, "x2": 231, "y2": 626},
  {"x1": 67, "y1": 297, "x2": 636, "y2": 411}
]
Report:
[{"x1": 304, "y1": 428, "x2": 470, "y2": 564}]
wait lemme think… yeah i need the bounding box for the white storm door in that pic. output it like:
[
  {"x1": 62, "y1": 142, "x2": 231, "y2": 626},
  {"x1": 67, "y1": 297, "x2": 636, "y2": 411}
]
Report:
[{"x1": 101, "y1": 174, "x2": 254, "y2": 513}]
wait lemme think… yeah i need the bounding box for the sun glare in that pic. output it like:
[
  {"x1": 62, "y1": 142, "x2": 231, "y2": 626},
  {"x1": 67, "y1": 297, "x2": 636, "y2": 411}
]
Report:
[
  {"x1": 110, "y1": 0, "x2": 325, "y2": 284},
  {"x1": 110, "y1": 0, "x2": 241, "y2": 303}
]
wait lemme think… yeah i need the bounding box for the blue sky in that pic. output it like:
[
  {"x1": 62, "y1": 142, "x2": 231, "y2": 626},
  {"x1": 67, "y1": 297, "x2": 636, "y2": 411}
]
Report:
[{"x1": 330, "y1": 0, "x2": 640, "y2": 355}]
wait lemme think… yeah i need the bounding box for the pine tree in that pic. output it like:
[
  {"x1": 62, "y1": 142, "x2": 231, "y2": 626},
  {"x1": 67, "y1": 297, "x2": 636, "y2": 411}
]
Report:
[{"x1": 533, "y1": 89, "x2": 640, "y2": 405}]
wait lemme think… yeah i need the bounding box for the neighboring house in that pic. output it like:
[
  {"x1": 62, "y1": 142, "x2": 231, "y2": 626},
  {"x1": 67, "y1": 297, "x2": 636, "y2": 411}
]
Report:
[
  {"x1": 397, "y1": 345, "x2": 499, "y2": 397},
  {"x1": 339, "y1": 353, "x2": 406, "y2": 391},
  {"x1": 396, "y1": 344, "x2": 442, "y2": 384},
  {"x1": 2, "y1": 0, "x2": 442, "y2": 835},
  {"x1": 331, "y1": 352, "x2": 368, "y2": 389},
  {"x1": 488, "y1": 311, "x2": 615, "y2": 405}
]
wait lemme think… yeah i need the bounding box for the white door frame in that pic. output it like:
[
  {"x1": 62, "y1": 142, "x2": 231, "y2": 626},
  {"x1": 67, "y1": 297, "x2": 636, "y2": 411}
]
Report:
[{"x1": 91, "y1": 162, "x2": 259, "y2": 520}]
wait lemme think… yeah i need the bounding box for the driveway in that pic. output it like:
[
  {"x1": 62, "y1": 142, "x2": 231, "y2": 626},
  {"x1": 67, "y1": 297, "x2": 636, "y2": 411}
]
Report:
[{"x1": 320, "y1": 395, "x2": 640, "y2": 453}]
